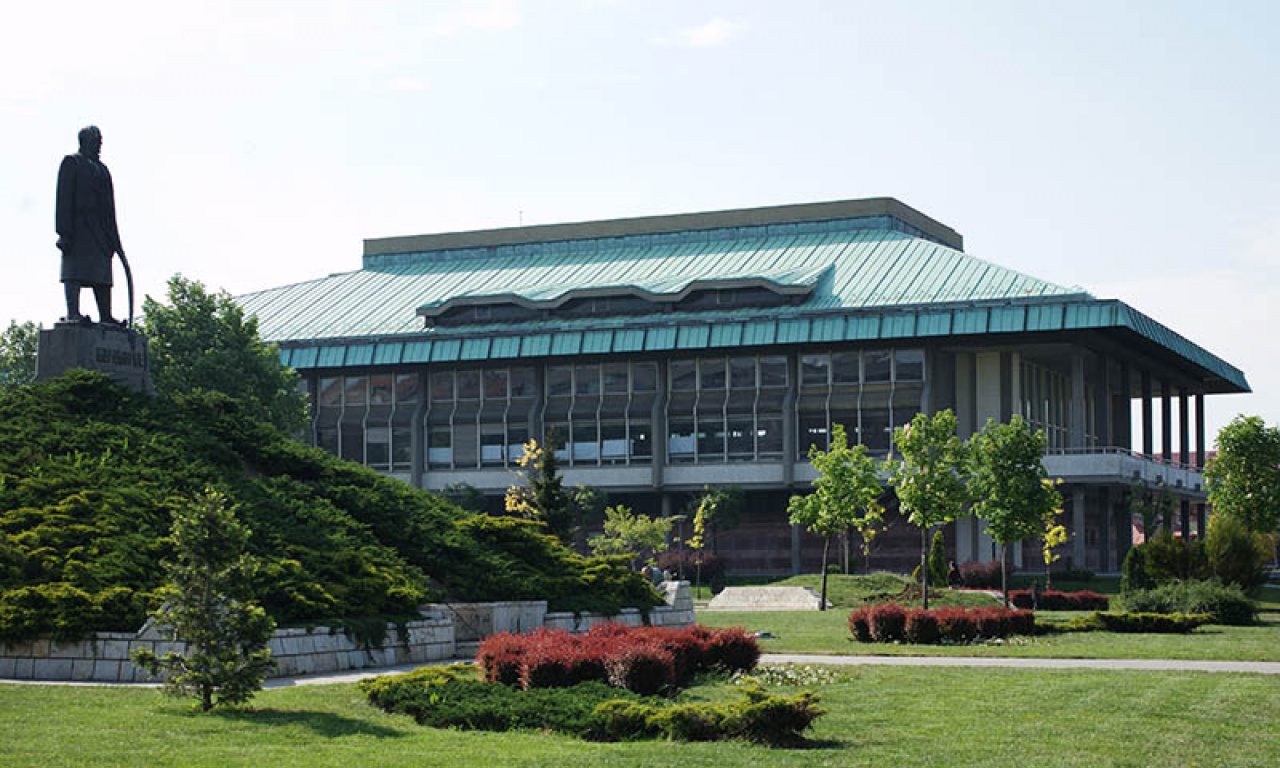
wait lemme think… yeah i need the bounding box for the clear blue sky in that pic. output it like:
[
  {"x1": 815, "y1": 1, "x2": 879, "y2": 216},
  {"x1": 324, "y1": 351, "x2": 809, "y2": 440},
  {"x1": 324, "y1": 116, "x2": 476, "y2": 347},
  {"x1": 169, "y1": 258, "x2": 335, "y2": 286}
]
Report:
[{"x1": 3, "y1": 1, "x2": 1277, "y2": 444}]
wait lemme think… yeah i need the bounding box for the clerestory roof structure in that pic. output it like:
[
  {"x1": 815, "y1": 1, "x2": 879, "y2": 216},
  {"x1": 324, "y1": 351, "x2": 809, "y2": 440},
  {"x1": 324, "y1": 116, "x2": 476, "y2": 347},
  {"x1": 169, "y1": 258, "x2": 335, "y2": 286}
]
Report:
[{"x1": 237, "y1": 197, "x2": 1249, "y2": 394}]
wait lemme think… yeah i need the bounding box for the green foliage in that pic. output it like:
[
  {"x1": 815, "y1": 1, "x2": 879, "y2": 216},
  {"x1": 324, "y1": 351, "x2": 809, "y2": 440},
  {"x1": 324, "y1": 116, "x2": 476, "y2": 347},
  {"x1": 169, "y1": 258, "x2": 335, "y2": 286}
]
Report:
[
  {"x1": 928, "y1": 529, "x2": 947, "y2": 587},
  {"x1": 1119, "y1": 580, "x2": 1258, "y2": 626},
  {"x1": 0, "y1": 372, "x2": 658, "y2": 641},
  {"x1": 588, "y1": 506, "x2": 672, "y2": 568},
  {"x1": 1120, "y1": 546, "x2": 1152, "y2": 593},
  {"x1": 1051, "y1": 611, "x2": 1212, "y2": 634},
  {"x1": 593, "y1": 683, "x2": 826, "y2": 745},
  {"x1": 888, "y1": 410, "x2": 970, "y2": 606},
  {"x1": 788, "y1": 425, "x2": 884, "y2": 611},
  {"x1": 140, "y1": 276, "x2": 307, "y2": 434},
  {"x1": 504, "y1": 435, "x2": 574, "y2": 543},
  {"x1": 0, "y1": 320, "x2": 38, "y2": 395},
  {"x1": 683, "y1": 485, "x2": 744, "y2": 548},
  {"x1": 441, "y1": 483, "x2": 488, "y2": 514},
  {"x1": 1204, "y1": 512, "x2": 1272, "y2": 593},
  {"x1": 1206, "y1": 414, "x2": 1280, "y2": 533},
  {"x1": 1130, "y1": 480, "x2": 1175, "y2": 538},
  {"x1": 1142, "y1": 531, "x2": 1209, "y2": 583},
  {"x1": 130, "y1": 489, "x2": 275, "y2": 711}
]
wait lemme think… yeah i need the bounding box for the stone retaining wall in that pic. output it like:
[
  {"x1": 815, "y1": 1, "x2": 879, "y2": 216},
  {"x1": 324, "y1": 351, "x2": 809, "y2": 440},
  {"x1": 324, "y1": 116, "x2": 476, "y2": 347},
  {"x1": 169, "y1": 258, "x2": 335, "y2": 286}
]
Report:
[{"x1": 0, "y1": 582, "x2": 695, "y2": 682}]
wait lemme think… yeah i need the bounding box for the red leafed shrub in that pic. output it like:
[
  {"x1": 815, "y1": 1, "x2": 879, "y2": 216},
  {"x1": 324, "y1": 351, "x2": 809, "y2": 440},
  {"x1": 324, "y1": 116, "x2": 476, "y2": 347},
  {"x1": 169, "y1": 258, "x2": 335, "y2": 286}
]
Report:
[
  {"x1": 1007, "y1": 610, "x2": 1036, "y2": 637},
  {"x1": 934, "y1": 607, "x2": 978, "y2": 642},
  {"x1": 867, "y1": 603, "x2": 907, "y2": 643},
  {"x1": 519, "y1": 645, "x2": 574, "y2": 690},
  {"x1": 477, "y1": 632, "x2": 526, "y2": 686},
  {"x1": 903, "y1": 609, "x2": 940, "y2": 644},
  {"x1": 585, "y1": 622, "x2": 635, "y2": 641},
  {"x1": 605, "y1": 642, "x2": 675, "y2": 695},
  {"x1": 645, "y1": 626, "x2": 711, "y2": 684},
  {"x1": 1009, "y1": 589, "x2": 1109, "y2": 611},
  {"x1": 704, "y1": 626, "x2": 760, "y2": 673},
  {"x1": 958, "y1": 560, "x2": 1010, "y2": 589},
  {"x1": 848, "y1": 606, "x2": 873, "y2": 642},
  {"x1": 972, "y1": 608, "x2": 1010, "y2": 639}
]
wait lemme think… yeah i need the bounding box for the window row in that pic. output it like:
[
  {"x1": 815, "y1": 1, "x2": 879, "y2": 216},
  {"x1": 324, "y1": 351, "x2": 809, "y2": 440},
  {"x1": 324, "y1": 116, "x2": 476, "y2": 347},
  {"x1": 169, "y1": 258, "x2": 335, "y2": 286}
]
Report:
[
  {"x1": 800, "y1": 348, "x2": 923, "y2": 388},
  {"x1": 316, "y1": 373, "x2": 420, "y2": 408}
]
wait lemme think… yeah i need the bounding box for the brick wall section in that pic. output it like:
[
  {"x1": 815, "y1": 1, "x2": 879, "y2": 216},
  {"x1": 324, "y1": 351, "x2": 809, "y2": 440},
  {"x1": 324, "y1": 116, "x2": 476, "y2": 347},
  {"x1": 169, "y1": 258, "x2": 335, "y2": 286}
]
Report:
[{"x1": 0, "y1": 582, "x2": 694, "y2": 682}]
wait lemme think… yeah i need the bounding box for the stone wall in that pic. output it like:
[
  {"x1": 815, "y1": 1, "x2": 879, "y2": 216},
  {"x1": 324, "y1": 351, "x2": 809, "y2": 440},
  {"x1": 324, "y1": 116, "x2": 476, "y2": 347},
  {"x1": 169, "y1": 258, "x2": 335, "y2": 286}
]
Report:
[{"x1": 0, "y1": 582, "x2": 695, "y2": 682}]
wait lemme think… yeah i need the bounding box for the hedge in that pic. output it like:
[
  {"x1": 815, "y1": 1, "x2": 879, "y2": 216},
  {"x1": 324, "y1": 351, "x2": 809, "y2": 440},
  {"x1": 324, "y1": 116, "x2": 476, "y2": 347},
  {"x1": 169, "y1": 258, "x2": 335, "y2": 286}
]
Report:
[
  {"x1": 1008, "y1": 589, "x2": 1109, "y2": 611},
  {"x1": 1050, "y1": 611, "x2": 1213, "y2": 634},
  {"x1": 849, "y1": 604, "x2": 1035, "y2": 644}
]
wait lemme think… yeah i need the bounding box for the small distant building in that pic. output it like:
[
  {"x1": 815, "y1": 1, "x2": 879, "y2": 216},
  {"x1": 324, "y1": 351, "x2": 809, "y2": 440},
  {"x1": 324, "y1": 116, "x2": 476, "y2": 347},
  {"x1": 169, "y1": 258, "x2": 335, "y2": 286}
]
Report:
[{"x1": 238, "y1": 198, "x2": 1248, "y2": 574}]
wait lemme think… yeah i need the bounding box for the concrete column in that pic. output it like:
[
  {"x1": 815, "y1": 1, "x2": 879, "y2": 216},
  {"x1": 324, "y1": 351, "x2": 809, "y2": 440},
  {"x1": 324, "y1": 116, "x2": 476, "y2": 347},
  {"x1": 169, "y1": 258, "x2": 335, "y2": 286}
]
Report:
[
  {"x1": 1099, "y1": 486, "x2": 1112, "y2": 572},
  {"x1": 1161, "y1": 379, "x2": 1172, "y2": 463},
  {"x1": 1179, "y1": 391, "x2": 1190, "y2": 467},
  {"x1": 790, "y1": 523, "x2": 802, "y2": 575},
  {"x1": 1072, "y1": 488, "x2": 1087, "y2": 568},
  {"x1": 1141, "y1": 371, "x2": 1153, "y2": 456},
  {"x1": 1180, "y1": 499, "x2": 1191, "y2": 539},
  {"x1": 1070, "y1": 350, "x2": 1086, "y2": 449},
  {"x1": 1195, "y1": 392, "x2": 1206, "y2": 468},
  {"x1": 1099, "y1": 355, "x2": 1113, "y2": 447},
  {"x1": 781, "y1": 353, "x2": 797, "y2": 486},
  {"x1": 1115, "y1": 488, "x2": 1132, "y2": 567}
]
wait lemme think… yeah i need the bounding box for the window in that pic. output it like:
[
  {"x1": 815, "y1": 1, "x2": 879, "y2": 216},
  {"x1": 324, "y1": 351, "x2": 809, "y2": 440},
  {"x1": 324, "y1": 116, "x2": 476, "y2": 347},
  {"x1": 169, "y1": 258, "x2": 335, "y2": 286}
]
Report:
[
  {"x1": 698, "y1": 419, "x2": 725, "y2": 457},
  {"x1": 341, "y1": 425, "x2": 363, "y2": 463},
  {"x1": 799, "y1": 414, "x2": 828, "y2": 453},
  {"x1": 370, "y1": 375, "x2": 393, "y2": 406},
  {"x1": 428, "y1": 427, "x2": 452, "y2": 467},
  {"x1": 727, "y1": 416, "x2": 754, "y2": 457},
  {"x1": 509, "y1": 368, "x2": 535, "y2": 398},
  {"x1": 318, "y1": 377, "x2": 342, "y2": 407},
  {"x1": 481, "y1": 425, "x2": 506, "y2": 466},
  {"x1": 632, "y1": 362, "x2": 657, "y2": 392},
  {"x1": 457, "y1": 371, "x2": 480, "y2": 400},
  {"x1": 547, "y1": 366, "x2": 572, "y2": 397},
  {"x1": 760, "y1": 357, "x2": 788, "y2": 387},
  {"x1": 391, "y1": 427, "x2": 412, "y2": 469},
  {"x1": 670, "y1": 360, "x2": 696, "y2": 391},
  {"x1": 801, "y1": 354, "x2": 829, "y2": 388},
  {"x1": 629, "y1": 421, "x2": 652, "y2": 461},
  {"x1": 699, "y1": 358, "x2": 726, "y2": 391},
  {"x1": 601, "y1": 422, "x2": 627, "y2": 462},
  {"x1": 832, "y1": 352, "x2": 860, "y2": 385},
  {"x1": 575, "y1": 365, "x2": 600, "y2": 396},
  {"x1": 757, "y1": 418, "x2": 783, "y2": 457},
  {"x1": 668, "y1": 420, "x2": 695, "y2": 459},
  {"x1": 729, "y1": 357, "x2": 756, "y2": 389},
  {"x1": 431, "y1": 372, "x2": 453, "y2": 402},
  {"x1": 344, "y1": 376, "x2": 368, "y2": 407},
  {"x1": 484, "y1": 369, "x2": 508, "y2": 399},
  {"x1": 864, "y1": 351, "x2": 891, "y2": 383},
  {"x1": 572, "y1": 421, "x2": 598, "y2": 461},
  {"x1": 603, "y1": 363, "x2": 629, "y2": 394},
  {"x1": 895, "y1": 349, "x2": 924, "y2": 381},
  {"x1": 366, "y1": 425, "x2": 390, "y2": 468},
  {"x1": 395, "y1": 374, "x2": 420, "y2": 404}
]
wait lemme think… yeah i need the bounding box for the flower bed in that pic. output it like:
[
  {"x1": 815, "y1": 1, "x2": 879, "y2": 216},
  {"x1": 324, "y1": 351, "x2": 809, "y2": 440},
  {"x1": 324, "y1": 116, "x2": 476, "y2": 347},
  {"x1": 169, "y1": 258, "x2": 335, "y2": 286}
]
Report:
[
  {"x1": 849, "y1": 604, "x2": 1035, "y2": 644},
  {"x1": 476, "y1": 623, "x2": 759, "y2": 694},
  {"x1": 1008, "y1": 589, "x2": 1109, "y2": 611}
]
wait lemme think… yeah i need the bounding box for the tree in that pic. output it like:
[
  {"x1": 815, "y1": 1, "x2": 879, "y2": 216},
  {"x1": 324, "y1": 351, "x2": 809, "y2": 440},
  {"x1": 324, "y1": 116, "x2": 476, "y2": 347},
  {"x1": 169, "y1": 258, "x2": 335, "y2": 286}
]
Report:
[
  {"x1": 969, "y1": 416, "x2": 1062, "y2": 607},
  {"x1": 927, "y1": 529, "x2": 948, "y2": 587},
  {"x1": 1206, "y1": 414, "x2": 1280, "y2": 534},
  {"x1": 788, "y1": 425, "x2": 884, "y2": 611},
  {"x1": 1204, "y1": 512, "x2": 1272, "y2": 593},
  {"x1": 131, "y1": 489, "x2": 275, "y2": 711},
  {"x1": 0, "y1": 320, "x2": 39, "y2": 394},
  {"x1": 682, "y1": 485, "x2": 743, "y2": 553},
  {"x1": 1041, "y1": 513, "x2": 1069, "y2": 589},
  {"x1": 588, "y1": 505, "x2": 672, "y2": 569},
  {"x1": 441, "y1": 482, "x2": 488, "y2": 513},
  {"x1": 504, "y1": 434, "x2": 573, "y2": 543},
  {"x1": 888, "y1": 410, "x2": 970, "y2": 609},
  {"x1": 1130, "y1": 479, "x2": 1174, "y2": 541},
  {"x1": 569, "y1": 485, "x2": 609, "y2": 553},
  {"x1": 141, "y1": 275, "x2": 307, "y2": 434}
]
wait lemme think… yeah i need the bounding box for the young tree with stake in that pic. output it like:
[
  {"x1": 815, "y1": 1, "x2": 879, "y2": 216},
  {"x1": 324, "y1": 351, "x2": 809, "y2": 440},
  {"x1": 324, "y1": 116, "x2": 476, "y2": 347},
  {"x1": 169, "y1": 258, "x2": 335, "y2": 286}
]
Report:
[
  {"x1": 969, "y1": 417, "x2": 1062, "y2": 607},
  {"x1": 788, "y1": 425, "x2": 884, "y2": 611},
  {"x1": 889, "y1": 410, "x2": 971, "y2": 609}
]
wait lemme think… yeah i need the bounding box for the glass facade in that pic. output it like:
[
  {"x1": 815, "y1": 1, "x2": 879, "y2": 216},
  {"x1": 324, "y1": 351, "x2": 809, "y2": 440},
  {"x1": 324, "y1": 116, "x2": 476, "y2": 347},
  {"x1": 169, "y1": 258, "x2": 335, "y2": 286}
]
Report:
[
  {"x1": 313, "y1": 372, "x2": 419, "y2": 472},
  {"x1": 666, "y1": 355, "x2": 788, "y2": 464},
  {"x1": 796, "y1": 347, "x2": 925, "y2": 457}
]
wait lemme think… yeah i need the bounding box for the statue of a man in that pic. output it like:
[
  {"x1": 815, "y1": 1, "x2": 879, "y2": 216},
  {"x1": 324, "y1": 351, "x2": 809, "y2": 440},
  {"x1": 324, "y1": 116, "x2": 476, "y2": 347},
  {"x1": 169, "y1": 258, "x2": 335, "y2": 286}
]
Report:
[{"x1": 56, "y1": 125, "x2": 124, "y2": 325}]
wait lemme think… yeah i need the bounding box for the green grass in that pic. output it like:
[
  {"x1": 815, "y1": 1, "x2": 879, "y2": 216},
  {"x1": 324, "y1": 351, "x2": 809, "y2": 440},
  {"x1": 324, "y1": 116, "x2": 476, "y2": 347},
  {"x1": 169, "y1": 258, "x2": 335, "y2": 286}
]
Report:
[
  {"x1": 3, "y1": 666, "x2": 1278, "y2": 767},
  {"x1": 700, "y1": 609, "x2": 1280, "y2": 661},
  {"x1": 698, "y1": 572, "x2": 1001, "y2": 609}
]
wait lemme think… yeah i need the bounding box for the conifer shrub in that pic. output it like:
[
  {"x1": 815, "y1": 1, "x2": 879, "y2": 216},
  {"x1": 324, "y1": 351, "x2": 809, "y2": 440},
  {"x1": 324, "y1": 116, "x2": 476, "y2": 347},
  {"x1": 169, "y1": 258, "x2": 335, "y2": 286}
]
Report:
[{"x1": 1119, "y1": 580, "x2": 1257, "y2": 626}]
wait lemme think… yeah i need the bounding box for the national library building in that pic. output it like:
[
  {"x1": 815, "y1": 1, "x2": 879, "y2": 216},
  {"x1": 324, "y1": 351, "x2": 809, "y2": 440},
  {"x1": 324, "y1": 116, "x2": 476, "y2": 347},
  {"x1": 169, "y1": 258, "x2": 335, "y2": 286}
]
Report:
[{"x1": 238, "y1": 198, "x2": 1249, "y2": 575}]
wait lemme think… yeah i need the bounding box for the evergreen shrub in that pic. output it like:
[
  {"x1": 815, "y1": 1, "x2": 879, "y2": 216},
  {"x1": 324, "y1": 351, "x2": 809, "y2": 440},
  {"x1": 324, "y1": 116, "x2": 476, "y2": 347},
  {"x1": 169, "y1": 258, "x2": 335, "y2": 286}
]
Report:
[{"x1": 1119, "y1": 580, "x2": 1258, "y2": 626}]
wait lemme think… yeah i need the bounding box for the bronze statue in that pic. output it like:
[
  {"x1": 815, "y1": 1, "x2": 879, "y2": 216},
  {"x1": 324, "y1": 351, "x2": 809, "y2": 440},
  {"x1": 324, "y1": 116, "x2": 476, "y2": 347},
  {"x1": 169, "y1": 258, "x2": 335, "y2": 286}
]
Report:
[{"x1": 56, "y1": 125, "x2": 126, "y2": 325}]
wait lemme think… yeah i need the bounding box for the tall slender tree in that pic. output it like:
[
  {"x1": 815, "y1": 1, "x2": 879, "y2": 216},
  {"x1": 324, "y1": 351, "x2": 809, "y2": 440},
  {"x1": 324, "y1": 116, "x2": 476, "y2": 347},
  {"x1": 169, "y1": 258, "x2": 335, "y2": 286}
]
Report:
[
  {"x1": 788, "y1": 425, "x2": 884, "y2": 611},
  {"x1": 888, "y1": 410, "x2": 970, "y2": 609},
  {"x1": 969, "y1": 416, "x2": 1062, "y2": 606}
]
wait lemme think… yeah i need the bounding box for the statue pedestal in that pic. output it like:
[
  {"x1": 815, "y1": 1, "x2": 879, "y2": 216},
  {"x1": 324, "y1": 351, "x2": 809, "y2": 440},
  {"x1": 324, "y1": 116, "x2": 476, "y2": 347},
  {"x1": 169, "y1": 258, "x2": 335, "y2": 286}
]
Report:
[{"x1": 36, "y1": 323, "x2": 153, "y2": 394}]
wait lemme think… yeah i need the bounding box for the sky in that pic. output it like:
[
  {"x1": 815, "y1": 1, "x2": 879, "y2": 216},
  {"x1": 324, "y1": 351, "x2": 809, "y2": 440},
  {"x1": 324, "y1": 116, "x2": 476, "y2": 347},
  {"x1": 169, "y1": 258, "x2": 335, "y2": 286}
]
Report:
[{"x1": 2, "y1": 0, "x2": 1277, "y2": 446}]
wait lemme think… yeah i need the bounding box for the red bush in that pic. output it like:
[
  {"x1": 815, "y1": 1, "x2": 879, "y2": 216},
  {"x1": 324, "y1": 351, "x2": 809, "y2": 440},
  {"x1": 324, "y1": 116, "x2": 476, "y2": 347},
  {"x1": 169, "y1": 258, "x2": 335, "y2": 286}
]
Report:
[
  {"x1": 848, "y1": 606, "x2": 872, "y2": 642},
  {"x1": 704, "y1": 626, "x2": 760, "y2": 673},
  {"x1": 605, "y1": 642, "x2": 675, "y2": 695},
  {"x1": 957, "y1": 560, "x2": 1012, "y2": 589},
  {"x1": 867, "y1": 603, "x2": 908, "y2": 642},
  {"x1": 1007, "y1": 610, "x2": 1037, "y2": 636},
  {"x1": 972, "y1": 608, "x2": 1010, "y2": 638},
  {"x1": 1009, "y1": 589, "x2": 1109, "y2": 611},
  {"x1": 477, "y1": 632, "x2": 526, "y2": 686},
  {"x1": 934, "y1": 607, "x2": 978, "y2": 642},
  {"x1": 519, "y1": 645, "x2": 573, "y2": 689},
  {"x1": 903, "y1": 609, "x2": 940, "y2": 644}
]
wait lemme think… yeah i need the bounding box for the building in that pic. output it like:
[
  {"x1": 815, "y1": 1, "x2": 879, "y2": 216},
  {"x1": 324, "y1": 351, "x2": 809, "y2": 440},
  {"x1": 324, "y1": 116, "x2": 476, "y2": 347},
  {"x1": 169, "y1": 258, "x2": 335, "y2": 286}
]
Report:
[{"x1": 238, "y1": 198, "x2": 1249, "y2": 574}]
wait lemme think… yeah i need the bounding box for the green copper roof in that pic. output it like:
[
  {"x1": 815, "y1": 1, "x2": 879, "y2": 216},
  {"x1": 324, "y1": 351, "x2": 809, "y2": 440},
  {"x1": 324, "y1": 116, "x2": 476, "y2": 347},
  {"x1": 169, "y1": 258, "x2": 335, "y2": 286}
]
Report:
[{"x1": 239, "y1": 205, "x2": 1249, "y2": 394}]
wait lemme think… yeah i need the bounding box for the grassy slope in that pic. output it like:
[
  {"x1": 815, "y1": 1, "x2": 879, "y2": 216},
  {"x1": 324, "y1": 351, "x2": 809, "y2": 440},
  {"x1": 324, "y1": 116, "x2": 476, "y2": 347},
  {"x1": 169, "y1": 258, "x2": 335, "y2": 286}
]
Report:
[{"x1": 2, "y1": 668, "x2": 1277, "y2": 768}]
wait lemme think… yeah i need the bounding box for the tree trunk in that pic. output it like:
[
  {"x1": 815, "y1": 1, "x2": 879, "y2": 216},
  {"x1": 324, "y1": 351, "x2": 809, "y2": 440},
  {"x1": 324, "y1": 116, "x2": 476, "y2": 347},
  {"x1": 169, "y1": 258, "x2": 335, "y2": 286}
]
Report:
[
  {"x1": 921, "y1": 527, "x2": 930, "y2": 610},
  {"x1": 819, "y1": 534, "x2": 830, "y2": 612},
  {"x1": 201, "y1": 682, "x2": 213, "y2": 712},
  {"x1": 1001, "y1": 543, "x2": 1009, "y2": 609}
]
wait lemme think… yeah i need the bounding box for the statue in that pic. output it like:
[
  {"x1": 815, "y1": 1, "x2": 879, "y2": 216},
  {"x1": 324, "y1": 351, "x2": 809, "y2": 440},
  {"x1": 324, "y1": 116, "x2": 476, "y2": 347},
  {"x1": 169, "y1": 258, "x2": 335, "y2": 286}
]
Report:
[{"x1": 56, "y1": 125, "x2": 129, "y2": 326}]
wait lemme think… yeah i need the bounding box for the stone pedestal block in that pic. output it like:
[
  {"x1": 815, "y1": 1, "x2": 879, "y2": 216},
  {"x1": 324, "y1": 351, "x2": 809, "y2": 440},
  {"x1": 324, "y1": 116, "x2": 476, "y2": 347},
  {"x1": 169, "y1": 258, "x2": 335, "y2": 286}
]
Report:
[{"x1": 36, "y1": 322, "x2": 152, "y2": 393}]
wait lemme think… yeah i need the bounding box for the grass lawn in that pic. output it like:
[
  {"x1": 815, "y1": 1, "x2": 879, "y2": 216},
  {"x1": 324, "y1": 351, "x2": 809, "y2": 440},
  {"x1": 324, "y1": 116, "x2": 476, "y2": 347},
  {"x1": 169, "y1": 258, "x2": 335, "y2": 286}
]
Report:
[
  {"x1": 3, "y1": 665, "x2": 1278, "y2": 767},
  {"x1": 700, "y1": 609, "x2": 1280, "y2": 661}
]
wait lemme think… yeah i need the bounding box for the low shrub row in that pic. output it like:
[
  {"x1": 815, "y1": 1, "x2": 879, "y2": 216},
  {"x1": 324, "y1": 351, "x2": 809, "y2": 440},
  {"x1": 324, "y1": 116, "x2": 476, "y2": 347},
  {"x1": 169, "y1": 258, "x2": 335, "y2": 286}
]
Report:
[
  {"x1": 1119, "y1": 580, "x2": 1257, "y2": 626},
  {"x1": 359, "y1": 665, "x2": 825, "y2": 745},
  {"x1": 1048, "y1": 611, "x2": 1213, "y2": 634},
  {"x1": 476, "y1": 624, "x2": 759, "y2": 695},
  {"x1": 848, "y1": 604, "x2": 1035, "y2": 644},
  {"x1": 1008, "y1": 589, "x2": 1109, "y2": 611}
]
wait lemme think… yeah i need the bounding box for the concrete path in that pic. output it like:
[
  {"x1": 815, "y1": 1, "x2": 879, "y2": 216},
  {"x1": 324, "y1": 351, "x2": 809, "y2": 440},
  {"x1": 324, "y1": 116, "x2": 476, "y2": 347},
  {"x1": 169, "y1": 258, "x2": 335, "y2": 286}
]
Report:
[
  {"x1": 5, "y1": 653, "x2": 1279, "y2": 689},
  {"x1": 761, "y1": 653, "x2": 1280, "y2": 675}
]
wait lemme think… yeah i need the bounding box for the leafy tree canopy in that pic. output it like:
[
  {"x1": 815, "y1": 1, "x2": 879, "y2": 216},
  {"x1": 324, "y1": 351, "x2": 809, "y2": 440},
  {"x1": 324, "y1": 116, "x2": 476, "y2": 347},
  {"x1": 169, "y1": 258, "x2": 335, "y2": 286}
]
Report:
[
  {"x1": 141, "y1": 275, "x2": 307, "y2": 434},
  {"x1": 587, "y1": 506, "x2": 671, "y2": 569},
  {"x1": 0, "y1": 320, "x2": 38, "y2": 395},
  {"x1": 888, "y1": 410, "x2": 971, "y2": 530},
  {"x1": 1206, "y1": 414, "x2": 1280, "y2": 533},
  {"x1": 970, "y1": 416, "x2": 1061, "y2": 546}
]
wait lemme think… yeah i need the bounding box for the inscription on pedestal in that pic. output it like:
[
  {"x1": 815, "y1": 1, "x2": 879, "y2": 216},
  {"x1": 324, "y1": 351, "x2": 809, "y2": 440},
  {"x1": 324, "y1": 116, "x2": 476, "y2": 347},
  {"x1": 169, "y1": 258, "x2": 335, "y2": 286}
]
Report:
[{"x1": 36, "y1": 323, "x2": 153, "y2": 394}]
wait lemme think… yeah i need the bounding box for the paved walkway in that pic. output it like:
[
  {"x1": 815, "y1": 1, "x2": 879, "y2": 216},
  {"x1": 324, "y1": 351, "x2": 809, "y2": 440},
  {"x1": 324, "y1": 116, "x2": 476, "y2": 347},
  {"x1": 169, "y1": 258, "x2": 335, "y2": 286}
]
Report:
[
  {"x1": 761, "y1": 653, "x2": 1280, "y2": 675},
  {"x1": 6, "y1": 653, "x2": 1278, "y2": 689}
]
